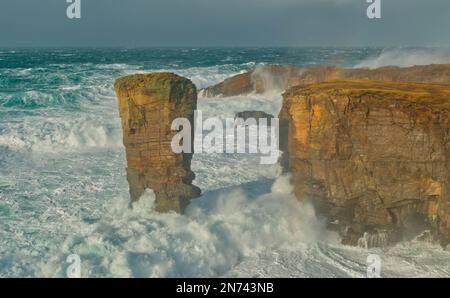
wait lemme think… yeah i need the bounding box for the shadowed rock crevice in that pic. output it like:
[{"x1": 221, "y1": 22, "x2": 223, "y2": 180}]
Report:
[{"x1": 115, "y1": 73, "x2": 201, "y2": 213}]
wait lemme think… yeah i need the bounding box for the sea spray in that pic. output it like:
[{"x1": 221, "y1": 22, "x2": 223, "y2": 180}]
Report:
[
  {"x1": 29, "y1": 175, "x2": 335, "y2": 277},
  {"x1": 2, "y1": 48, "x2": 450, "y2": 278},
  {"x1": 355, "y1": 48, "x2": 450, "y2": 69}
]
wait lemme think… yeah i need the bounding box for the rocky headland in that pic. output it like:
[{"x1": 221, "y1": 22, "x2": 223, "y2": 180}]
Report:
[
  {"x1": 200, "y1": 64, "x2": 450, "y2": 97},
  {"x1": 279, "y1": 80, "x2": 449, "y2": 247}
]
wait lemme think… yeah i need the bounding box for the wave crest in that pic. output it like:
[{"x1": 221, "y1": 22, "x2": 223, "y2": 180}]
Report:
[{"x1": 0, "y1": 118, "x2": 123, "y2": 152}]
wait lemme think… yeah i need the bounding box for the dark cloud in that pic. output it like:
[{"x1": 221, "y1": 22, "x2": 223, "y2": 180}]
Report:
[{"x1": 0, "y1": 0, "x2": 449, "y2": 47}]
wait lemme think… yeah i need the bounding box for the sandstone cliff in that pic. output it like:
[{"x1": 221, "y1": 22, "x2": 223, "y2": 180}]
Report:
[
  {"x1": 115, "y1": 73, "x2": 201, "y2": 213},
  {"x1": 279, "y1": 80, "x2": 450, "y2": 246},
  {"x1": 201, "y1": 64, "x2": 450, "y2": 97}
]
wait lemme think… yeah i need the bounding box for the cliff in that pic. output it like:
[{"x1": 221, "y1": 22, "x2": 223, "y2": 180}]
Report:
[
  {"x1": 201, "y1": 64, "x2": 450, "y2": 97},
  {"x1": 115, "y1": 73, "x2": 201, "y2": 213},
  {"x1": 279, "y1": 80, "x2": 450, "y2": 246}
]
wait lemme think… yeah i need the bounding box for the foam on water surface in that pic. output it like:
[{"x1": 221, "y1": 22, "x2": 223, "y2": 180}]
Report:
[{"x1": 1, "y1": 48, "x2": 449, "y2": 277}]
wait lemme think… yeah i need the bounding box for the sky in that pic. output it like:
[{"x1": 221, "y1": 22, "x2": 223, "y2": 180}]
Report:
[{"x1": 0, "y1": 0, "x2": 449, "y2": 47}]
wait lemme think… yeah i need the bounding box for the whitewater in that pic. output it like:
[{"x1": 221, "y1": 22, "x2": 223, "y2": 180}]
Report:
[{"x1": 0, "y1": 48, "x2": 449, "y2": 277}]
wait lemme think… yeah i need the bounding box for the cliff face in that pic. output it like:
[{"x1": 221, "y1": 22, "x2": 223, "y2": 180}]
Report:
[
  {"x1": 115, "y1": 73, "x2": 201, "y2": 213},
  {"x1": 201, "y1": 64, "x2": 450, "y2": 97},
  {"x1": 279, "y1": 81, "x2": 450, "y2": 246}
]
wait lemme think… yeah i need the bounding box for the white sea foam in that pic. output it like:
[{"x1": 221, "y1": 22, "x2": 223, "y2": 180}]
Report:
[
  {"x1": 0, "y1": 115, "x2": 123, "y2": 152},
  {"x1": 1, "y1": 61, "x2": 449, "y2": 278},
  {"x1": 355, "y1": 48, "x2": 450, "y2": 69},
  {"x1": 59, "y1": 85, "x2": 81, "y2": 91},
  {"x1": 31, "y1": 175, "x2": 337, "y2": 278}
]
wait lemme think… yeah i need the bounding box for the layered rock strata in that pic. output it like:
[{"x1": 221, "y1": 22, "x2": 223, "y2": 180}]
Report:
[
  {"x1": 115, "y1": 73, "x2": 201, "y2": 213},
  {"x1": 279, "y1": 80, "x2": 450, "y2": 246}
]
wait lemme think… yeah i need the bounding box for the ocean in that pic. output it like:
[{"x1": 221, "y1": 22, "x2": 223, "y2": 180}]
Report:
[{"x1": 0, "y1": 47, "x2": 449, "y2": 277}]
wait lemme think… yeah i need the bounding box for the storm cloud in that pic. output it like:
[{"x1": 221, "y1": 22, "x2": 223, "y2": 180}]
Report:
[{"x1": 0, "y1": 0, "x2": 449, "y2": 47}]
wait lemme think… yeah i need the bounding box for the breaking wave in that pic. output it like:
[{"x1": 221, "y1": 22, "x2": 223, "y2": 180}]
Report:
[
  {"x1": 32, "y1": 175, "x2": 337, "y2": 278},
  {"x1": 0, "y1": 117, "x2": 123, "y2": 152}
]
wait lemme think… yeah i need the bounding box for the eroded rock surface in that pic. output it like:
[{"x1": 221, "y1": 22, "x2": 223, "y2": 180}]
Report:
[
  {"x1": 279, "y1": 80, "x2": 450, "y2": 246},
  {"x1": 115, "y1": 73, "x2": 201, "y2": 213}
]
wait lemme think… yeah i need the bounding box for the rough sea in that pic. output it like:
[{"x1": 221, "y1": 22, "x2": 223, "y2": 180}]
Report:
[{"x1": 1, "y1": 47, "x2": 449, "y2": 277}]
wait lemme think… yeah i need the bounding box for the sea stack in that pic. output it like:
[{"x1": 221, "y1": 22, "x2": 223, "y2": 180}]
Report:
[
  {"x1": 115, "y1": 73, "x2": 201, "y2": 213},
  {"x1": 279, "y1": 80, "x2": 450, "y2": 247}
]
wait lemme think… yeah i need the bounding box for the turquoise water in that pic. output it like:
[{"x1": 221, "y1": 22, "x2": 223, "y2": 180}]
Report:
[{"x1": 1, "y1": 48, "x2": 449, "y2": 277}]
